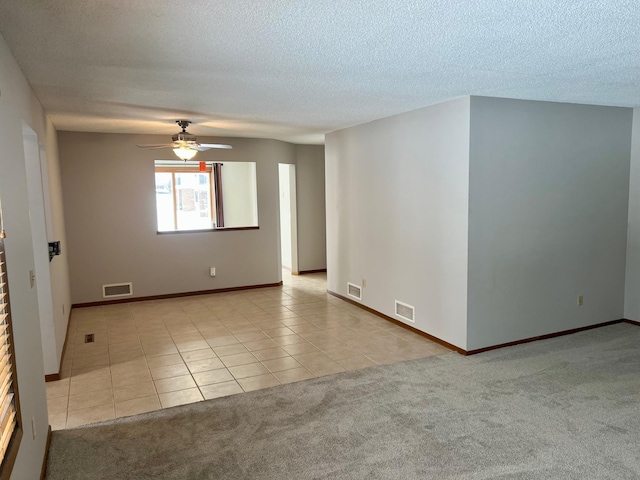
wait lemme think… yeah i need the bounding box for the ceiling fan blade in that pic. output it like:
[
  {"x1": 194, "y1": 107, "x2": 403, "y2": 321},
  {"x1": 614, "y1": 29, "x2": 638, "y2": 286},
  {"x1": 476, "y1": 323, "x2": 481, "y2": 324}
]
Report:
[
  {"x1": 136, "y1": 144, "x2": 176, "y2": 149},
  {"x1": 194, "y1": 143, "x2": 233, "y2": 151}
]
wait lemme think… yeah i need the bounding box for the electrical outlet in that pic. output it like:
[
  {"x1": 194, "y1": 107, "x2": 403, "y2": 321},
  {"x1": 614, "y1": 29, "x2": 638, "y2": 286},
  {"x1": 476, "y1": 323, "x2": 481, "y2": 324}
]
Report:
[
  {"x1": 210, "y1": 267, "x2": 216, "y2": 277},
  {"x1": 29, "y1": 269, "x2": 35, "y2": 288},
  {"x1": 577, "y1": 295, "x2": 584, "y2": 306},
  {"x1": 31, "y1": 416, "x2": 36, "y2": 439}
]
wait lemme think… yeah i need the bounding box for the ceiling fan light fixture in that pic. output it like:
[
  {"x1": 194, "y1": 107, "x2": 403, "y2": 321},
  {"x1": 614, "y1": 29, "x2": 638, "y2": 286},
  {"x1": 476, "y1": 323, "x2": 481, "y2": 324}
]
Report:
[
  {"x1": 137, "y1": 120, "x2": 232, "y2": 154},
  {"x1": 173, "y1": 147, "x2": 197, "y2": 161}
]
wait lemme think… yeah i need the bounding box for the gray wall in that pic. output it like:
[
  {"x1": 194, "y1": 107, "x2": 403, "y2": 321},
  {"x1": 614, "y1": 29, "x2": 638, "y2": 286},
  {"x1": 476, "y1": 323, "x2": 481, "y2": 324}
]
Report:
[
  {"x1": 295, "y1": 145, "x2": 327, "y2": 272},
  {"x1": 0, "y1": 32, "x2": 63, "y2": 479},
  {"x1": 625, "y1": 108, "x2": 640, "y2": 320},
  {"x1": 58, "y1": 132, "x2": 297, "y2": 304},
  {"x1": 325, "y1": 98, "x2": 470, "y2": 349},
  {"x1": 467, "y1": 97, "x2": 632, "y2": 350}
]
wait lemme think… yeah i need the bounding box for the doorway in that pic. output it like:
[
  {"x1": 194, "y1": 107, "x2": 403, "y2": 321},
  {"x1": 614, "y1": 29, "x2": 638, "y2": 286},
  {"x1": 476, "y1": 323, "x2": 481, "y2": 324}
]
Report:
[
  {"x1": 278, "y1": 163, "x2": 299, "y2": 274},
  {"x1": 22, "y1": 124, "x2": 57, "y2": 376}
]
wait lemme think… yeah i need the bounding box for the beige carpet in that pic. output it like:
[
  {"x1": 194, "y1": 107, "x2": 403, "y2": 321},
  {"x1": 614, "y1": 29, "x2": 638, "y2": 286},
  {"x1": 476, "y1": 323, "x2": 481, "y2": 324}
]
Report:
[{"x1": 45, "y1": 323, "x2": 640, "y2": 479}]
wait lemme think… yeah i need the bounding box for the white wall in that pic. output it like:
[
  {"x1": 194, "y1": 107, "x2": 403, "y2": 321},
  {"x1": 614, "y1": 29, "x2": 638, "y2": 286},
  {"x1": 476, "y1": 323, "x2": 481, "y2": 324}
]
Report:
[
  {"x1": 44, "y1": 122, "x2": 72, "y2": 370},
  {"x1": 0, "y1": 32, "x2": 64, "y2": 479},
  {"x1": 295, "y1": 145, "x2": 326, "y2": 272},
  {"x1": 625, "y1": 108, "x2": 640, "y2": 320},
  {"x1": 468, "y1": 97, "x2": 632, "y2": 350},
  {"x1": 220, "y1": 161, "x2": 258, "y2": 227},
  {"x1": 58, "y1": 132, "x2": 297, "y2": 304},
  {"x1": 326, "y1": 98, "x2": 470, "y2": 349}
]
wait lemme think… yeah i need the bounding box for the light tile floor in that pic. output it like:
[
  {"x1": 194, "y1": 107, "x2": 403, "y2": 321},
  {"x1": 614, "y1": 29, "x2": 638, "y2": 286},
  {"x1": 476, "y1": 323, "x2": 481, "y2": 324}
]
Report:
[{"x1": 46, "y1": 272, "x2": 451, "y2": 430}]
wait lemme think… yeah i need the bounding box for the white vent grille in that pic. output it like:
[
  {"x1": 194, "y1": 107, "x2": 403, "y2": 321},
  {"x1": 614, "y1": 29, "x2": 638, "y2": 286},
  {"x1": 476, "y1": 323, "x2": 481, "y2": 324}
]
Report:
[
  {"x1": 102, "y1": 282, "x2": 133, "y2": 299},
  {"x1": 347, "y1": 282, "x2": 362, "y2": 300},
  {"x1": 395, "y1": 300, "x2": 415, "y2": 323}
]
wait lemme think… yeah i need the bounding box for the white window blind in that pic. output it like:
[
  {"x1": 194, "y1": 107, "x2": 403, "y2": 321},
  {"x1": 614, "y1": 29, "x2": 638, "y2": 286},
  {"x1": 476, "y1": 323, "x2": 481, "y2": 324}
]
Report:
[{"x1": 0, "y1": 237, "x2": 21, "y2": 477}]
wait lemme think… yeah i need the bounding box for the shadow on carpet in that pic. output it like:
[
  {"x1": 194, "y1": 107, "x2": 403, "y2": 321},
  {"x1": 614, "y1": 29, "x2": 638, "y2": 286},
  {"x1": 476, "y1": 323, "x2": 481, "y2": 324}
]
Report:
[{"x1": 46, "y1": 323, "x2": 640, "y2": 479}]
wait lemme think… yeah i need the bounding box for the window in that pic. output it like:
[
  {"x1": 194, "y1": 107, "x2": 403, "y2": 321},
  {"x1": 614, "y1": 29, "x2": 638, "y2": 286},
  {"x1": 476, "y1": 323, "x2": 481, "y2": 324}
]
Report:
[
  {"x1": 0, "y1": 235, "x2": 23, "y2": 480},
  {"x1": 154, "y1": 161, "x2": 259, "y2": 232},
  {"x1": 155, "y1": 168, "x2": 214, "y2": 231}
]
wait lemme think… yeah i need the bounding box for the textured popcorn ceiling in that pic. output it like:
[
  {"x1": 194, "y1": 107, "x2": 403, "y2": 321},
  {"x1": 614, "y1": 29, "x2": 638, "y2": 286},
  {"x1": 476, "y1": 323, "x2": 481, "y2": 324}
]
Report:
[{"x1": 0, "y1": 1, "x2": 639, "y2": 144}]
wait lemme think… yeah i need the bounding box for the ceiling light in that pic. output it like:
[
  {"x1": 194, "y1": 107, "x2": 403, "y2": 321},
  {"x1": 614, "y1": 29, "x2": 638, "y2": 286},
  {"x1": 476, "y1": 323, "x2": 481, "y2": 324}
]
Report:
[{"x1": 173, "y1": 147, "x2": 197, "y2": 161}]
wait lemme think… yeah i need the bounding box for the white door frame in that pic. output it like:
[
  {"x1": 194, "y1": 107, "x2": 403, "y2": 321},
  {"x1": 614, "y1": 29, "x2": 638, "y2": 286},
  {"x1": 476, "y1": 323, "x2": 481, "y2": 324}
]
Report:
[
  {"x1": 22, "y1": 123, "x2": 57, "y2": 375},
  {"x1": 278, "y1": 163, "x2": 299, "y2": 274}
]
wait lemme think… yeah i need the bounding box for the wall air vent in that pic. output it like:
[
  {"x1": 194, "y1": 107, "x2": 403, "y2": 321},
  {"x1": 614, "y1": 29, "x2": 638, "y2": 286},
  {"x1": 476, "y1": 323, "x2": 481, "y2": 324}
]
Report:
[
  {"x1": 347, "y1": 282, "x2": 362, "y2": 301},
  {"x1": 395, "y1": 300, "x2": 415, "y2": 323},
  {"x1": 102, "y1": 282, "x2": 133, "y2": 299}
]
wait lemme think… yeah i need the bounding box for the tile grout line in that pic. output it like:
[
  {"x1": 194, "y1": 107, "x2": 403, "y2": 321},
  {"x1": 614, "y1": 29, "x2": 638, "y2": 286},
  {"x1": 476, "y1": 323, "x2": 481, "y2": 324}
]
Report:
[{"x1": 48, "y1": 273, "x2": 446, "y2": 430}]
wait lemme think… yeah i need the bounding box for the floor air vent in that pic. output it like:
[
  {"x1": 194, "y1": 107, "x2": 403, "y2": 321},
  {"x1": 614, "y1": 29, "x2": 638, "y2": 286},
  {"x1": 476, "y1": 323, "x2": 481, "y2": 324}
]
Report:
[
  {"x1": 395, "y1": 300, "x2": 415, "y2": 323},
  {"x1": 102, "y1": 282, "x2": 133, "y2": 299},
  {"x1": 347, "y1": 282, "x2": 362, "y2": 301}
]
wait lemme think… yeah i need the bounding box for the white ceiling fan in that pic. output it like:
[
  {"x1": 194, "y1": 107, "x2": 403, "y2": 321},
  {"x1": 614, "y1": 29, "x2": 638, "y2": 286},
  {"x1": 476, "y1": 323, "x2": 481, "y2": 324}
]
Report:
[{"x1": 137, "y1": 120, "x2": 232, "y2": 161}]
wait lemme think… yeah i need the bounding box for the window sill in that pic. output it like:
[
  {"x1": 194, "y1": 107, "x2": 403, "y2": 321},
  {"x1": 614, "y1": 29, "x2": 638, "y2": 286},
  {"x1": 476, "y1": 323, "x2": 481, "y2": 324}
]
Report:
[{"x1": 157, "y1": 226, "x2": 259, "y2": 235}]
